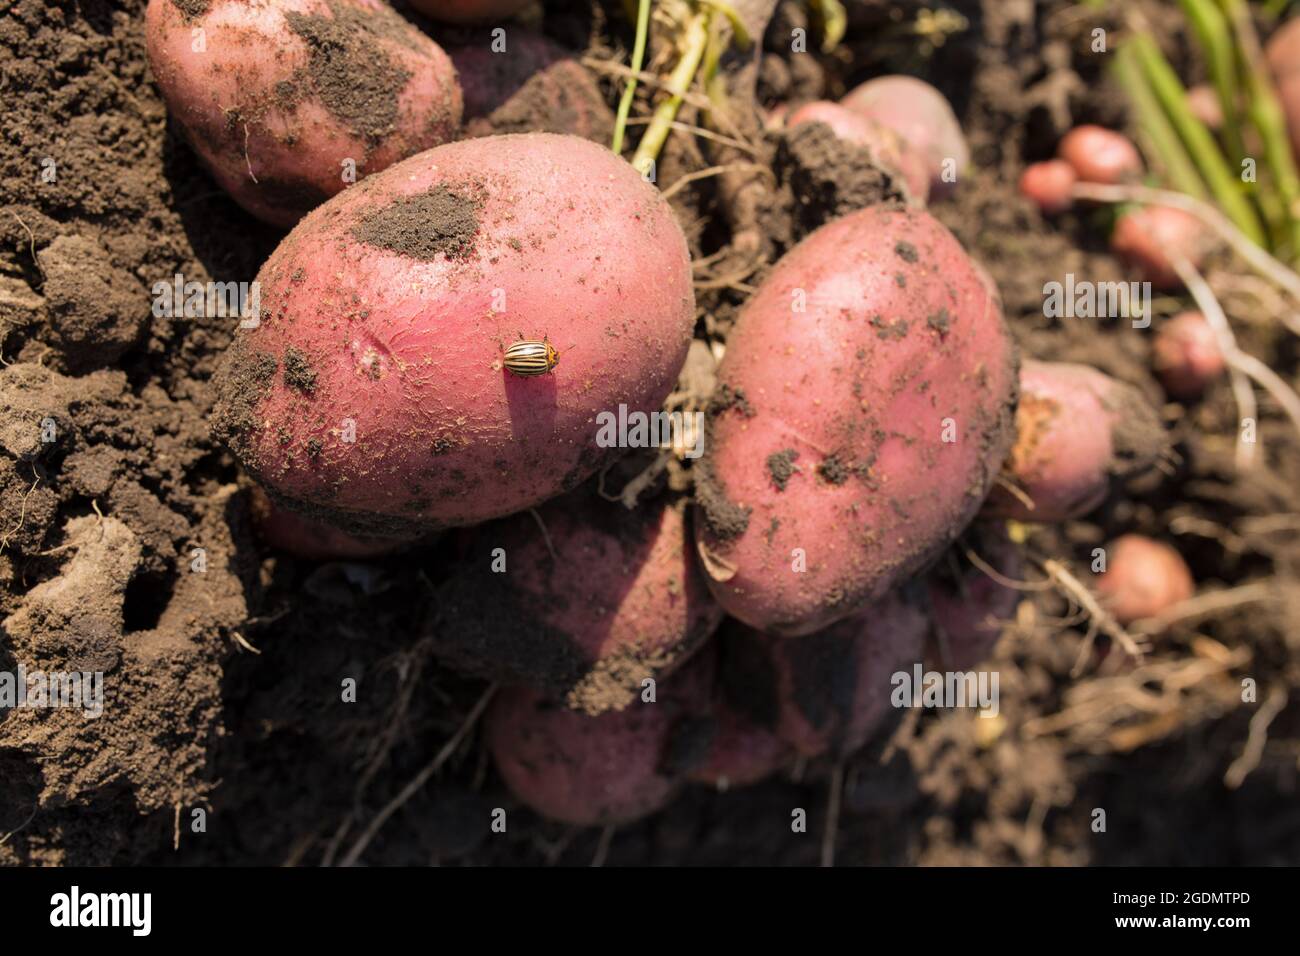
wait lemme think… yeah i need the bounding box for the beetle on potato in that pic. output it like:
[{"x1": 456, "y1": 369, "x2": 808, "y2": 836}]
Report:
[{"x1": 210, "y1": 133, "x2": 696, "y2": 536}]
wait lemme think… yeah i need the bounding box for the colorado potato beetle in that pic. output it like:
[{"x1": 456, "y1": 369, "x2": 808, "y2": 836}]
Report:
[{"x1": 503, "y1": 337, "x2": 560, "y2": 377}]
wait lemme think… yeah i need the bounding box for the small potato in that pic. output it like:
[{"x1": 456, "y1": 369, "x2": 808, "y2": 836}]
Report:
[
  {"x1": 1153, "y1": 310, "x2": 1225, "y2": 400},
  {"x1": 211, "y1": 133, "x2": 695, "y2": 535},
  {"x1": 1186, "y1": 84, "x2": 1224, "y2": 131},
  {"x1": 1110, "y1": 205, "x2": 1211, "y2": 289},
  {"x1": 407, "y1": 0, "x2": 530, "y2": 22},
  {"x1": 145, "y1": 0, "x2": 462, "y2": 228},
  {"x1": 449, "y1": 33, "x2": 613, "y2": 142},
  {"x1": 1057, "y1": 125, "x2": 1143, "y2": 184},
  {"x1": 1095, "y1": 534, "x2": 1194, "y2": 625},
  {"x1": 432, "y1": 491, "x2": 723, "y2": 715},
  {"x1": 982, "y1": 361, "x2": 1167, "y2": 523},
  {"x1": 787, "y1": 100, "x2": 930, "y2": 202},
  {"x1": 1018, "y1": 159, "x2": 1077, "y2": 215},
  {"x1": 840, "y1": 75, "x2": 968, "y2": 197},
  {"x1": 486, "y1": 655, "x2": 713, "y2": 826},
  {"x1": 714, "y1": 593, "x2": 927, "y2": 759},
  {"x1": 694, "y1": 205, "x2": 1017, "y2": 635},
  {"x1": 685, "y1": 703, "x2": 790, "y2": 791}
]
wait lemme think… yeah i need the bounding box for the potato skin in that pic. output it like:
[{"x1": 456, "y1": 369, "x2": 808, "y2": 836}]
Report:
[
  {"x1": 840, "y1": 76, "x2": 968, "y2": 197},
  {"x1": 1096, "y1": 534, "x2": 1194, "y2": 625},
  {"x1": 982, "y1": 361, "x2": 1167, "y2": 523},
  {"x1": 713, "y1": 593, "x2": 927, "y2": 758},
  {"x1": 787, "y1": 100, "x2": 931, "y2": 202},
  {"x1": 694, "y1": 206, "x2": 1017, "y2": 636},
  {"x1": 145, "y1": 0, "x2": 462, "y2": 227},
  {"x1": 211, "y1": 133, "x2": 696, "y2": 534},
  {"x1": 1057, "y1": 125, "x2": 1143, "y2": 185},
  {"x1": 925, "y1": 525, "x2": 1021, "y2": 670},
  {"x1": 432, "y1": 492, "x2": 723, "y2": 714},
  {"x1": 486, "y1": 656, "x2": 713, "y2": 826}
]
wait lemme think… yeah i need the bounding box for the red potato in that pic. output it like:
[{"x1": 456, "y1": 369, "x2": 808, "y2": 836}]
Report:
[
  {"x1": 1111, "y1": 205, "x2": 1212, "y2": 289},
  {"x1": 486, "y1": 656, "x2": 714, "y2": 826},
  {"x1": 1266, "y1": 19, "x2": 1300, "y2": 162},
  {"x1": 1153, "y1": 310, "x2": 1225, "y2": 399},
  {"x1": 925, "y1": 525, "x2": 1021, "y2": 670},
  {"x1": 787, "y1": 100, "x2": 931, "y2": 202},
  {"x1": 432, "y1": 492, "x2": 723, "y2": 714},
  {"x1": 685, "y1": 703, "x2": 790, "y2": 790},
  {"x1": 248, "y1": 485, "x2": 414, "y2": 559},
  {"x1": 145, "y1": 0, "x2": 462, "y2": 228},
  {"x1": 449, "y1": 34, "x2": 613, "y2": 142},
  {"x1": 1095, "y1": 534, "x2": 1194, "y2": 625},
  {"x1": 693, "y1": 205, "x2": 1017, "y2": 636},
  {"x1": 1056, "y1": 125, "x2": 1143, "y2": 184},
  {"x1": 982, "y1": 361, "x2": 1167, "y2": 523},
  {"x1": 1018, "y1": 159, "x2": 1077, "y2": 215},
  {"x1": 840, "y1": 75, "x2": 968, "y2": 197},
  {"x1": 714, "y1": 594, "x2": 927, "y2": 759},
  {"x1": 210, "y1": 133, "x2": 696, "y2": 536},
  {"x1": 407, "y1": 0, "x2": 530, "y2": 22}
]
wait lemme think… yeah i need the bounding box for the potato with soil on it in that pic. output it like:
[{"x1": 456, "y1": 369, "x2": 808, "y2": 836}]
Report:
[
  {"x1": 840, "y1": 75, "x2": 968, "y2": 197},
  {"x1": 248, "y1": 485, "x2": 418, "y2": 560},
  {"x1": 1056, "y1": 125, "x2": 1143, "y2": 184},
  {"x1": 432, "y1": 491, "x2": 723, "y2": 715},
  {"x1": 1110, "y1": 205, "x2": 1212, "y2": 289},
  {"x1": 1018, "y1": 159, "x2": 1076, "y2": 215},
  {"x1": 1152, "y1": 310, "x2": 1225, "y2": 400},
  {"x1": 693, "y1": 205, "x2": 1017, "y2": 636},
  {"x1": 210, "y1": 133, "x2": 696, "y2": 536},
  {"x1": 1095, "y1": 534, "x2": 1194, "y2": 625},
  {"x1": 486, "y1": 653, "x2": 715, "y2": 826},
  {"x1": 786, "y1": 100, "x2": 930, "y2": 202},
  {"x1": 711, "y1": 592, "x2": 927, "y2": 759},
  {"x1": 982, "y1": 361, "x2": 1168, "y2": 524},
  {"x1": 144, "y1": 0, "x2": 462, "y2": 228},
  {"x1": 449, "y1": 33, "x2": 613, "y2": 142}
]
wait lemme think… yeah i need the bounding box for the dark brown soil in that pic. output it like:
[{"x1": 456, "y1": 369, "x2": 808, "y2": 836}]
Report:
[{"x1": 2, "y1": 0, "x2": 1299, "y2": 868}]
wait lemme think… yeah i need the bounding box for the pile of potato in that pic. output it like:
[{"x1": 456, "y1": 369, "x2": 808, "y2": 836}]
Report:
[{"x1": 148, "y1": 0, "x2": 1181, "y2": 825}]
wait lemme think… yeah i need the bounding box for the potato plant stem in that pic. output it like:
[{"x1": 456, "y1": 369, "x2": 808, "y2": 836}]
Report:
[
  {"x1": 631, "y1": 9, "x2": 712, "y2": 177},
  {"x1": 1178, "y1": 0, "x2": 1246, "y2": 164},
  {"x1": 1219, "y1": 0, "x2": 1300, "y2": 259},
  {"x1": 1113, "y1": 44, "x2": 1208, "y2": 199},
  {"x1": 611, "y1": 0, "x2": 653, "y2": 156},
  {"x1": 1129, "y1": 32, "x2": 1267, "y2": 246}
]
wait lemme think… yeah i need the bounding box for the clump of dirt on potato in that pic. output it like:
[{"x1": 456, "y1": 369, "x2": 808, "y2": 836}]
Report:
[{"x1": 349, "y1": 185, "x2": 482, "y2": 260}]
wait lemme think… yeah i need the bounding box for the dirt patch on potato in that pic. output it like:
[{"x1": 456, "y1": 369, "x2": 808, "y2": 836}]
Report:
[{"x1": 350, "y1": 185, "x2": 482, "y2": 260}]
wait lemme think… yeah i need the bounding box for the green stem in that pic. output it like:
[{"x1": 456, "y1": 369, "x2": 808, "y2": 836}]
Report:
[
  {"x1": 611, "y1": 0, "x2": 653, "y2": 156},
  {"x1": 1113, "y1": 44, "x2": 1208, "y2": 199},
  {"x1": 631, "y1": 9, "x2": 711, "y2": 177},
  {"x1": 1129, "y1": 31, "x2": 1267, "y2": 246},
  {"x1": 1220, "y1": 0, "x2": 1300, "y2": 258},
  {"x1": 1178, "y1": 0, "x2": 1246, "y2": 162}
]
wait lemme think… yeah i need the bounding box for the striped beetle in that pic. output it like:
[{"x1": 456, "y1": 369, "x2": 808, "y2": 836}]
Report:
[{"x1": 503, "y1": 336, "x2": 561, "y2": 377}]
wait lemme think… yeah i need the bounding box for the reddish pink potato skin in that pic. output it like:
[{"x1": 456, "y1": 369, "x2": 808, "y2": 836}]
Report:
[
  {"x1": 1095, "y1": 534, "x2": 1194, "y2": 625},
  {"x1": 486, "y1": 658, "x2": 713, "y2": 826},
  {"x1": 686, "y1": 705, "x2": 790, "y2": 790},
  {"x1": 1267, "y1": 20, "x2": 1300, "y2": 162},
  {"x1": 840, "y1": 76, "x2": 968, "y2": 197},
  {"x1": 249, "y1": 486, "x2": 413, "y2": 559},
  {"x1": 433, "y1": 494, "x2": 723, "y2": 714},
  {"x1": 1018, "y1": 159, "x2": 1077, "y2": 214},
  {"x1": 1154, "y1": 311, "x2": 1225, "y2": 400},
  {"x1": 448, "y1": 36, "x2": 613, "y2": 142},
  {"x1": 716, "y1": 594, "x2": 927, "y2": 759},
  {"x1": 1110, "y1": 206, "x2": 1209, "y2": 289},
  {"x1": 694, "y1": 206, "x2": 1017, "y2": 636},
  {"x1": 926, "y1": 526, "x2": 1021, "y2": 670},
  {"x1": 788, "y1": 100, "x2": 931, "y2": 202},
  {"x1": 983, "y1": 361, "x2": 1166, "y2": 523},
  {"x1": 407, "y1": 0, "x2": 529, "y2": 22},
  {"x1": 211, "y1": 134, "x2": 696, "y2": 535},
  {"x1": 1186, "y1": 84, "x2": 1224, "y2": 131},
  {"x1": 145, "y1": 0, "x2": 462, "y2": 228},
  {"x1": 1056, "y1": 125, "x2": 1143, "y2": 185}
]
